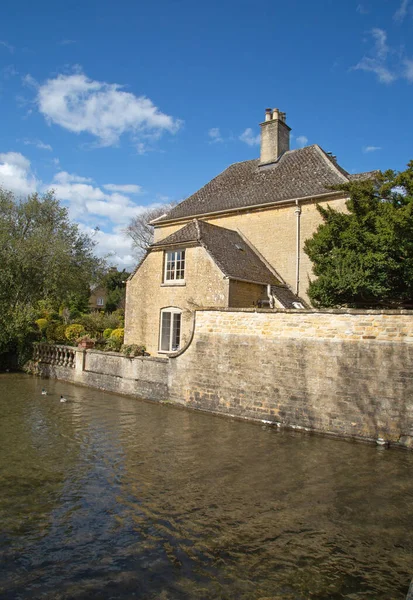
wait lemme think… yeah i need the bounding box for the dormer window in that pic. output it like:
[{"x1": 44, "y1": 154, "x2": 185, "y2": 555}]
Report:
[{"x1": 164, "y1": 250, "x2": 185, "y2": 282}]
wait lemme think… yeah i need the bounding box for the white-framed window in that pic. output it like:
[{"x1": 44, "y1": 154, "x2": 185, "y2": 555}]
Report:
[
  {"x1": 159, "y1": 308, "x2": 182, "y2": 353},
  {"x1": 164, "y1": 249, "x2": 185, "y2": 282},
  {"x1": 97, "y1": 297, "x2": 104, "y2": 306}
]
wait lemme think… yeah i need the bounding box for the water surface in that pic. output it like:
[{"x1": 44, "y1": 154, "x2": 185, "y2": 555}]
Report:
[{"x1": 1, "y1": 373, "x2": 412, "y2": 599}]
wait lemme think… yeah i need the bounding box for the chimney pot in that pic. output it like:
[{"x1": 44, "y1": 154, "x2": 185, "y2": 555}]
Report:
[{"x1": 265, "y1": 108, "x2": 272, "y2": 122}]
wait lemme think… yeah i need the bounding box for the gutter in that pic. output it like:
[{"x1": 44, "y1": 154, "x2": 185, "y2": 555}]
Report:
[{"x1": 224, "y1": 275, "x2": 278, "y2": 287}]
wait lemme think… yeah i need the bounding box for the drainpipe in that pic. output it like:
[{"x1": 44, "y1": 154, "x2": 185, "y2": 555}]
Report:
[{"x1": 295, "y1": 200, "x2": 302, "y2": 296}]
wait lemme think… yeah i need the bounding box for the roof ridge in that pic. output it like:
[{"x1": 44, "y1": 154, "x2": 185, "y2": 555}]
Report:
[
  {"x1": 155, "y1": 144, "x2": 353, "y2": 224},
  {"x1": 193, "y1": 218, "x2": 201, "y2": 241},
  {"x1": 314, "y1": 144, "x2": 349, "y2": 182}
]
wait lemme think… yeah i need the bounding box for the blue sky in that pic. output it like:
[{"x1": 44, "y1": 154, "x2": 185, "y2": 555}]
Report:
[{"x1": 1, "y1": 0, "x2": 412, "y2": 267}]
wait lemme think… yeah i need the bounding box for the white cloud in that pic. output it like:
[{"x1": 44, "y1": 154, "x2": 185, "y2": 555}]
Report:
[
  {"x1": 394, "y1": 0, "x2": 410, "y2": 22},
  {"x1": 33, "y1": 70, "x2": 182, "y2": 148},
  {"x1": 22, "y1": 74, "x2": 38, "y2": 89},
  {"x1": 23, "y1": 139, "x2": 53, "y2": 151},
  {"x1": 78, "y1": 224, "x2": 137, "y2": 267},
  {"x1": 208, "y1": 127, "x2": 223, "y2": 143},
  {"x1": 50, "y1": 172, "x2": 149, "y2": 226},
  {"x1": 353, "y1": 28, "x2": 413, "y2": 84},
  {"x1": 0, "y1": 41, "x2": 14, "y2": 53},
  {"x1": 371, "y1": 27, "x2": 389, "y2": 60},
  {"x1": 0, "y1": 151, "x2": 162, "y2": 266},
  {"x1": 2, "y1": 65, "x2": 18, "y2": 79},
  {"x1": 54, "y1": 171, "x2": 93, "y2": 184},
  {"x1": 363, "y1": 145, "x2": 382, "y2": 153},
  {"x1": 404, "y1": 58, "x2": 413, "y2": 82},
  {"x1": 353, "y1": 28, "x2": 397, "y2": 83},
  {"x1": 0, "y1": 152, "x2": 38, "y2": 196},
  {"x1": 354, "y1": 58, "x2": 396, "y2": 83},
  {"x1": 103, "y1": 183, "x2": 142, "y2": 194},
  {"x1": 356, "y1": 4, "x2": 369, "y2": 14},
  {"x1": 239, "y1": 128, "x2": 260, "y2": 146},
  {"x1": 296, "y1": 135, "x2": 308, "y2": 148}
]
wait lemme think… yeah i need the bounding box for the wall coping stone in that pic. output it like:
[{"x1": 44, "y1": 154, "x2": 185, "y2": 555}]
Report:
[
  {"x1": 196, "y1": 307, "x2": 413, "y2": 315},
  {"x1": 34, "y1": 342, "x2": 76, "y2": 350},
  {"x1": 85, "y1": 348, "x2": 169, "y2": 363}
]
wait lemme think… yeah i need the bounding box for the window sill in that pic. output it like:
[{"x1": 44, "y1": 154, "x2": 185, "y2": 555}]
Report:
[
  {"x1": 158, "y1": 349, "x2": 180, "y2": 354},
  {"x1": 161, "y1": 281, "x2": 186, "y2": 287}
]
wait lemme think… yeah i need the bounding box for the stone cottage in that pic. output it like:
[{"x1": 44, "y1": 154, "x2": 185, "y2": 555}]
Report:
[{"x1": 125, "y1": 107, "x2": 376, "y2": 356}]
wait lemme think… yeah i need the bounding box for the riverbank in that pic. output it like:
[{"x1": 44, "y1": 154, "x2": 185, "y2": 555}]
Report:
[{"x1": 27, "y1": 308, "x2": 413, "y2": 450}]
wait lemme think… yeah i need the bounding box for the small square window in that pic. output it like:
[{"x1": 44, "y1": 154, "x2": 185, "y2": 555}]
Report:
[{"x1": 97, "y1": 297, "x2": 104, "y2": 306}]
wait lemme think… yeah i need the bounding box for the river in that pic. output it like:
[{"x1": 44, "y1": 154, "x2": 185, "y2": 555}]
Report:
[{"x1": 1, "y1": 373, "x2": 412, "y2": 599}]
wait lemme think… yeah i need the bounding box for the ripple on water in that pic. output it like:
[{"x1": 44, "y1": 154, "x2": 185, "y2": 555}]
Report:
[{"x1": 0, "y1": 373, "x2": 412, "y2": 599}]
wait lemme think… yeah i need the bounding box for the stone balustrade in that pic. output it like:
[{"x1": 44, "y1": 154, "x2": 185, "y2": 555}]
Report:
[{"x1": 33, "y1": 343, "x2": 76, "y2": 368}]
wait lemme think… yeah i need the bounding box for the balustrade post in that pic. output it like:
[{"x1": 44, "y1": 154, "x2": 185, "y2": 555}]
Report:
[{"x1": 75, "y1": 349, "x2": 86, "y2": 373}]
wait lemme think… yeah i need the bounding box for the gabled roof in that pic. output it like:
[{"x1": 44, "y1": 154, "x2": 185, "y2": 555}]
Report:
[
  {"x1": 152, "y1": 220, "x2": 279, "y2": 285},
  {"x1": 156, "y1": 145, "x2": 376, "y2": 224},
  {"x1": 151, "y1": 220, "x2": 303, "y2": 308},
  {"x1": 151, "y1": 220, "x2": 200, "y2": 247}
]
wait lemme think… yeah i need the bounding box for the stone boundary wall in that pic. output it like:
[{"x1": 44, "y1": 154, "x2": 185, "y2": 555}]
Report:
[
  {"x1": 194, "y1": 308, "x2": 413, "y2": 342},
  {"x1": 167, "y1": 309, "x2": 413, "y2": 449},
  {"x1": 30, "y1": 309, "x2": 413, "y2": 449}
]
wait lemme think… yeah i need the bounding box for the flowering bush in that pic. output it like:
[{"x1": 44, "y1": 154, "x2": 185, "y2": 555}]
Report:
[
  {"x1": 110, "y1": 328, "x2": 124, "y2": 342},
  {"x1": 103, "y1": 328, "x2": 113, "y2": 339},
  {"x1": 105, "y1": 328, "x2": 124, "y2": 351},
  {"x1": 35, "y1": 318, "x2": 48, "y2": 333},
  {"x1": 65, "y1": 324, "x2": 86, "y2": 343}
]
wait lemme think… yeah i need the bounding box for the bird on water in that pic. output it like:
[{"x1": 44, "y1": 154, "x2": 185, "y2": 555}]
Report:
[
  {"x1": 60, "y1": 395, "x2": 67, "y2": 403},
  {"x1": 41, "y1": 388, "x2": 47, "y2": 395}
]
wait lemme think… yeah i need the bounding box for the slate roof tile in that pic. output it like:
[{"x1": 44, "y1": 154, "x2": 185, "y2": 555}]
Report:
[{"x1": 156, "y1": 145, "x2": 365, "y2": 223}]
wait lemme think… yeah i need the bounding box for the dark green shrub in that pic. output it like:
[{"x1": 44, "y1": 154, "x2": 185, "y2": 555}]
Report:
[
  {"x1": 105, "y1": 337, "x2": 122, "y2": 351},
  {"x1": 46, "y1": 322, "x2": 67, "y2": 343},
  {"x1": 121, "y1": 344, "x2": 146, "y2": 357},
  {"x1": 78, "y1": 312, "x2": 123, "y2": 336}
]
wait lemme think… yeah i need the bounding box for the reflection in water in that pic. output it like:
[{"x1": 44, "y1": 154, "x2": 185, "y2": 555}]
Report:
[{"x1": 0, "y1": 373, "x2": 412, "y2": 599}]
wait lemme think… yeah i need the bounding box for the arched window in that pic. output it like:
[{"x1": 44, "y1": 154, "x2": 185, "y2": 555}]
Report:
[{"x1": 159, "y1": 308, "x2": 182, "y2": 353}]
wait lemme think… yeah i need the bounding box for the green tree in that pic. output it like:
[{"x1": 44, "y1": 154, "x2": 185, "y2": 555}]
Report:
[
  {"x1": 0, "y1": 189, "x2": 105, "y2": 365},
  {"x1": 101, "y1": 268, "x2": 130, "y2": 312},
  {"x1": 304, "y1": 161, "x2": 413, "y2": 308}
]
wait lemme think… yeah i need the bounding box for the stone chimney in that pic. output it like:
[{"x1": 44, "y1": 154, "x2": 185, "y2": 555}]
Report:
[{"x1": 260, "y1": 108, "x2": 291, "y2": 165}]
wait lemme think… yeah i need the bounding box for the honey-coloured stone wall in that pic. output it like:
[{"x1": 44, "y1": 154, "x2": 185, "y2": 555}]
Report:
[
  {"x1": 168, "y1": 309, "x2": 413, "y2": 447},
  {"x1": 152, "y1": 195, "x2": 348, "y2": 304}
]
